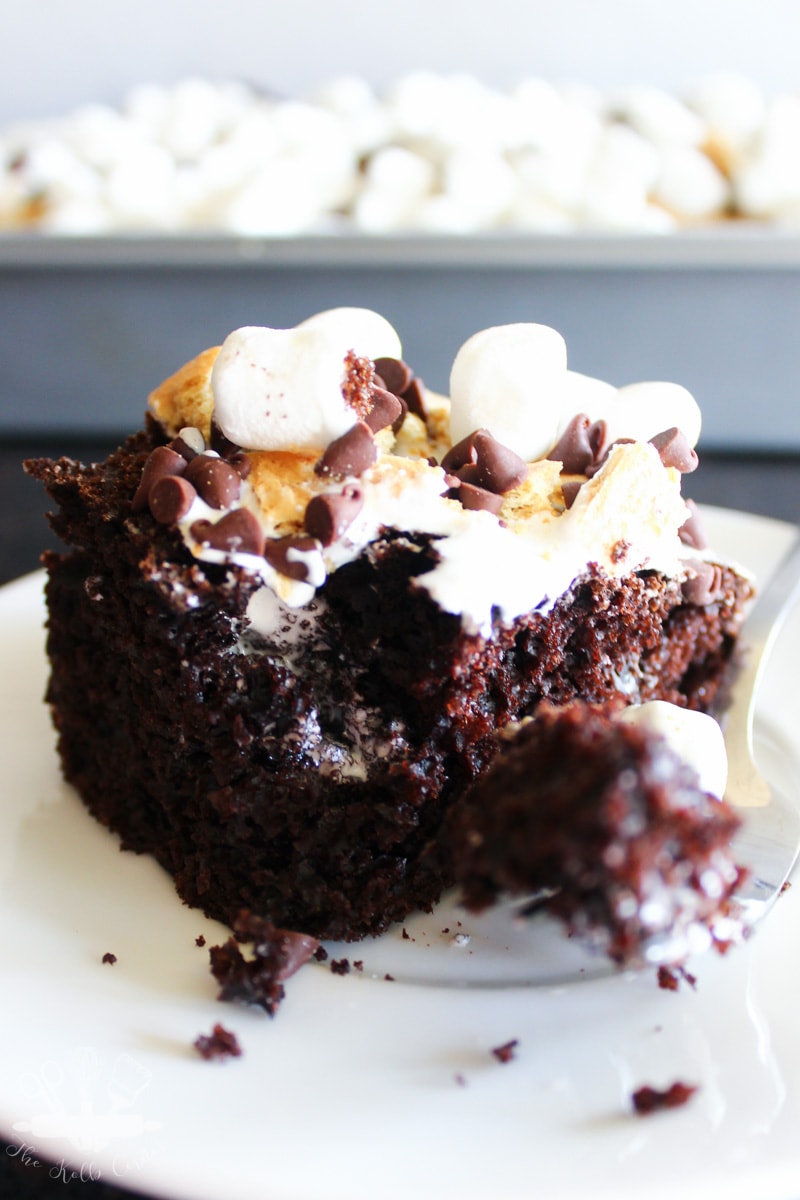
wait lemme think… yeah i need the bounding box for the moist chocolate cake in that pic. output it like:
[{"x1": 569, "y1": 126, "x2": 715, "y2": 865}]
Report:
[
  {"x1": 26, "y1": 310, "x2": 754, "y2": 944},
  {"x1": 448, "y1": 701, "x2": 745, "y2": 966}
]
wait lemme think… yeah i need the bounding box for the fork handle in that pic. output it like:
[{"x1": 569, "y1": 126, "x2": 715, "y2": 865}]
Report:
[{"x1": 724, "y1": 531, "x2": 800, "y2": 806}]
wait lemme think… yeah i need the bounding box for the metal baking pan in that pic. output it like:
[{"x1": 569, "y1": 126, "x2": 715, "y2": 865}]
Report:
[{"x1": 3, "y1": 228, "x2": 800, "y2": 449}]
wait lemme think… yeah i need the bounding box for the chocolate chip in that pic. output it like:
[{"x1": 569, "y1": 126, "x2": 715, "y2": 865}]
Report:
[
  {"x1": 190, "y1": 508, "x2": 265, "y2": 556},
  {"x1": 227, "y1": 451, "x2": 252, "y2": 480},
  {"x1": 184, "y1": 453, "x2": 242, "y2": 509},
  {"x1": 547, "y1": 414, "x2": 607, "y2": 475},
  {"x1": 442, "y1": 429, "x2": 528, "y2": 494},
  {"x1": 263, "y1": 535, "x2": 322, "y2": 582},
  {"x1": 274, "y1": 931, "x2": 321, "y2": 981},
  {"x1": 585, "y1": 437, "x2": 636, "y2": 478},
  {"x1": 304, "y1": 486, "x2": 364, "y2": 546},
  {"x1": 649, "y1": 427, "x2": 699, "y2": 473},
  {"x1": 315, "y1": 422, "x2": 377, "y2": 479},
  {"x1": 561, "y1": 478, "x2": 583, "y2": 509},
  {"x1": 679, "y1": 499, "x2": 708, "y2": 550},
  {"x1": 209, "y1": 416, "x2": 241, "y2": 458},
  {"x1": 168, "y1": 426, "x2": 205, "y2": 462},
  {"x1": 364, "y1": 386, "x2": 403, "y2": 434},
  {"x1": 149, "y1": 474, "x2": 197, "y2": 524},
  {"x1": 373, "y1": 356, "x2": 413, "y2": 397},
  {"x1": 132, "y1": 445, "x2": 187, "y2": 511},
  {"x1": 401, "y1": 377, "x2": 427, "y2": 420},
  {"x1": 681, "y1": 560, "x2": 723, "y2": 606},
  {"x1": 452, "y1": 481, "x2": 504, "y2": 514}
]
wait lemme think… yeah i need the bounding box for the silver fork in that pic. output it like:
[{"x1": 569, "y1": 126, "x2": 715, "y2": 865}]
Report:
[{"x1": 725, "y1": 530, "x2": 800, "y2": 923}]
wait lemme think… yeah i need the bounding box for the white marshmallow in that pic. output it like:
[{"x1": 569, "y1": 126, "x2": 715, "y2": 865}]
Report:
[
  {"x1": 610, "y1": 85, "x2": 707, "y2": 148},
  {"x1": 449, "y1": 324, "x2": 567, "y2": 460},
  {"x1": 212, "y1": 308, "x2": 402, "y2": 452},
  {"x1": 440, "y1": 148, "x2": 516, "y2": 227},
  {"x1": 684, "y1": 72, "x2": 766, "y2": 155},
  {"x1": 449, "y1": 324, "x2": 701, "y2": 462},
  {"x1": 619, "y1": 701, "x2": 728, "y2": 799},
  {"x1": 608, "y1": 381, "x2": 702, "y2": 447},
  {"x1": 653, "y1": 144, "x2": 731, "y2": 219},
  {"x1": 553, "y1": 371, "x2": 618, "y2": 433}
]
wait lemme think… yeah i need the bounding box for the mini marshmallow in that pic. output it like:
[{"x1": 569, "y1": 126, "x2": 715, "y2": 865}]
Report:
[
  {"x1": 212, "y1": 308, "x2": 402, "y2": 451},
  {"x1": 440, "y1": 148, "x2": 516, "y2": 227},
  {"x1": 652, "y1": 144, "x2": 731, "y2": 219},
  {"x1": 449, "y1": 324, "x2": 567, "y2": 461},
  {"x1": 608, "y1": 381, "x2": 702, "y2": 448},
  {"x1": 619, "y1": 701, "x2": 728, "y2": 799},
  {"x1": 580, "y1": 123, "x2": 662, "y2": 229},
  {"x1": 450, "y1": 324, "x2": 701, "y2": 464},
  {"x1": 610, "y1": 85, "x2": 707, "y2": 148},
  {"x1": 684, "y1": 72, "x2": 766, "y2": 156}
]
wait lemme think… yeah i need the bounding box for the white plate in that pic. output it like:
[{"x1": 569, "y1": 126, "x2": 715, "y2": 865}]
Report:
[{"x1": 1, "y1": 506, "x2": 799, "y2": 1200}]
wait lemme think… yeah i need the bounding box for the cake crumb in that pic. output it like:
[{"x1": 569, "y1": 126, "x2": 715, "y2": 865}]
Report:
[
  {"x1": 384, "y1": 973, "x2": 395, "y2": 981},
  {"x1": 101, "y1": 952, "x2": 117, "y2": 965},
  {"x1": 330, "y1": 957, "x2": 350, "y2": 975},
  {"x1": 780, "y1": 880, "x2": 793, "y2": 896},
  {"x1": 454, "y1": 1073, "x2": 468, "y2": 1087},
  {"x1": 657, "y1": 965, "x2": 679, "y2": 991},
  {"x1": 491, "y1": 1039, "x2": 519, "y2": 1064},
  {"x1": 631, "y1": 1081, "x2": 697, "y2": 1115},
  {"x1": 195, "y1": 934, "x2": 206, "y2": 947},
  {"x1": 353, "y1": 960, "x2": 364, "y2": 971},
  {"x1": 313, "y1": 945, "x2": 329, "y2": 962},
  {"x1": 209, "y1": 910, "x2": 319, "y2": 1016},
  {"x1": 193, "y1": 1023, "x2": 242, "y2": 1061},
  {"x1": 658, "y1": 964, "x2": 697, "y2": 991}
]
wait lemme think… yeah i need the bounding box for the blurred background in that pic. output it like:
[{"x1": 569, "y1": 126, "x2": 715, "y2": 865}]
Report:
[
  {"x1": 2, "y1": 0, "x2": 800, "y2": 587},
  {"x1": 6, "y1": 0, "x2": 800, "y2": 118}
]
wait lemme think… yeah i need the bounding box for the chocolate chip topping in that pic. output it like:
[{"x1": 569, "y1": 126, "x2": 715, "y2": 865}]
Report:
[
  {"x1": 682, "y1": 560, "x2": 723, "y2": 606},
  {"x1": 184, "y1": 453, "x2": 243, "y2": 509},
  {"x1": 264, "y1": 535, "x2": 322, "y2": 582},
  {"x1": 679, "y1": 499, "x2": 708, "y2": 550},
  {"x1": 373, "y1": 356, "x2": 413, "y2": 397},
  {"x1": 547, "y1": 414, "x2": 607, "y2": 475},
  {"x1": 451, "y1": 480, "x2": 505, "y2": 515},
  {"x1": 649, "y1": 427, "x2": 699, "y2": 473},
  {"x1": 227, "y1": 451, "x2": 252, "y2": 480},
  {"x1": 149, "y1": 474, "x2": 197, "y2": 524},
  {"x1": 401, "y1": 377, "x2": 427, "y2": 420},
  {"x1": 560, "y1": 478, "x2": 584, "y2": 509},
  {"x1": 209, "y1": 415, "x2": 241, "y2": 459},
  {"x1": 169, "y1": 426, "x2": 205, "y2": 462},
  {"x1": 304, "y1": 486, "x2": 364, "y2": 546},
  {"x1": 315, "y1": 421, "x2": 377, "y2": 479},
  {"x1": 190, "y1": 508, "x2": 265, "y2": 556},
  {"x1": 132, "y1": 445, "x2": 187, "y2": 512},
  {"x1": 442, "y1": 429, "x2": 528, "y2": 495},
  {"x1": 364, "y1": 386, "x2": 403, "y2": 434}
]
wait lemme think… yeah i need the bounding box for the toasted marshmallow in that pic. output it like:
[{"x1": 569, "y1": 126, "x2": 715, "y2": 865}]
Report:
[
  {"x1": 619, "y1": 701, "x2": 728, "y2": 799},
  {"x1": 211, "y1": 308, "x2": 402, "y2": 452}
]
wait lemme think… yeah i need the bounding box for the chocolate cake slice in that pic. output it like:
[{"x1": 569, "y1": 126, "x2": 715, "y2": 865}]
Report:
[{"x1": 26, "y1": 310, "x2": 754, "y2": 942}]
